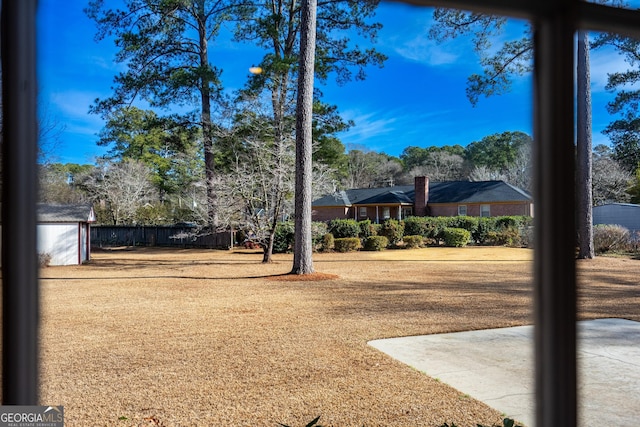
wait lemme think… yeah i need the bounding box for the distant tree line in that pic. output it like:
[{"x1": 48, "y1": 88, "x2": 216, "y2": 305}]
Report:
[
  {"x1": 39, "y1": 128, "x2": 635, "y2": 224},
  {"x1": 31, "y1": 1, "x2": 640, "y2": 262}
]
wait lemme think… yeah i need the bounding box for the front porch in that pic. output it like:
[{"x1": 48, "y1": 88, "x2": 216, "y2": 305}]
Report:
[{"x1": 355, "y1": 204, "x2": 413, "y2": 223}]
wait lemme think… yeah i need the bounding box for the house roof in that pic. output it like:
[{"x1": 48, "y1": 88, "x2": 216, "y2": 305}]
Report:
[
  {"x1": 427, "y1": 181, "x2": 531, "y2": 204},
  {"x1": 313, "y1": 186, "x2": 412, "y2": 207},
  {"x1": 312, "y1": 180, "x2": 531, "y2": 207},
  {"x1": 358, "y1": 190, "x2": 414, "y2": 205},
  {"x1": 37, "y1": 204, "x2": 96, "y2": 223},
  {"x1": 593, "y1": 203, "x2": 640, "y2": 208}
]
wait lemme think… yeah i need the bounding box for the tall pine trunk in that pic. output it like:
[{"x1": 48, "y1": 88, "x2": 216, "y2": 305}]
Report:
[
  {"x1": 291, "y1": 0, "x2": 317, "y2": 274},
  {"x1": 577, "y1": 30, "x2": 594, "y2": 259},
  {"x1": 197, "y1": 0, "x2": 217, "y2": 228}
]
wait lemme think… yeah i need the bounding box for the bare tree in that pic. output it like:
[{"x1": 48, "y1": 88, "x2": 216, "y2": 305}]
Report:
[
  {"x1": 344, "y1": 148, "x2": 403, "y2": 188},
  {"x1": 344, "y1": 149, "x2": 375, "y2": 188},
  {"x1": 211, "y1": 86, "x2": 336, "y2": 261},
  {"x1": 469, "y1": 143, "x2": 532, "y2": 192},
  {"x1": 38, "y1": 102, "x2": 65, "y2": 164},
  {"x1": 502, "y1": 143, "x2": 533, "y2": 192},
  {"x1": 78, "y1": 159, "x2": 157, "y2": 225},
  {"x1": 408, "y1": 151, "x2": 465, "y2": 181},
  {"x1": 311, "y1": 163, "x2": 337, "y2": 200},
  {"x1": 223, "y1": 128, "x2": 296, "y2": 263},
  {"x1": 469, "y1": 165, "x2": 501, "y2": 182},
  {"x1": 592, "y1": 147, "x2": 633, "y2": 205},
  {"x1": 215, "y1": 94, "x2": 336, "y2": 262},
  {"x1": 38, "y1": 164, "x2": 90, "y2": 204}
]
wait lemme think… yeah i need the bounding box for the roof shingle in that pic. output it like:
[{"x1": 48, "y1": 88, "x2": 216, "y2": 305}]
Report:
[
  {"x1": 37, "y1": 204, "x2": 96, "y2": 223},
  {"x1": 312, "y1": 180, "x2": 531, "y2": 207}
]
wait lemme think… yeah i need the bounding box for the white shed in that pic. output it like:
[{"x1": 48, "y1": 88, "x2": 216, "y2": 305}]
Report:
[
  {"x1": 593, "y1": 203, "x2": 640, "y2": 233},
  {"x1": 38, "y1": 204, "x2": 96, "y2": 266}
]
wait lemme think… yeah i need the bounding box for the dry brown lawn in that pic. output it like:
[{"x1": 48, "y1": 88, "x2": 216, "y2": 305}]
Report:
[{"x1": 37, "y1": 247, "x2": 640, "y2": 427}]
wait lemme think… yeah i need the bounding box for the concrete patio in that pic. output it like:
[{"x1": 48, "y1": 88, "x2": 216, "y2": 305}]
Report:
[{"x1": 369, "y1": 318, "x2": 640, "y2": 427}]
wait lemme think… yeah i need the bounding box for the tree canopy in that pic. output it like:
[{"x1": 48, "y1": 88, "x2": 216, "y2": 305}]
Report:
[
  {"x1": 85, "y1": 0, "x2": 250, "y2": 226},
  {"x1": 594, "y1": 34, "x2": 640, "y2": 171},
  {"x1": 465, "y1": 131, "x2": 532, "y2": 172},
  {"x1": 429, "y1": 10, "x2": 532, "y2": 106}
]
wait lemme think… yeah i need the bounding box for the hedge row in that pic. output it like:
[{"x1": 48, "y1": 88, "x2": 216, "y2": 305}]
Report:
[
  {"x1": 404, "y1": 216, "x2": 533, "y2": 246},
  {"x1": 256, "y1": 219, "x2": 640, "y2": 255},
  {"x1": 327, "y1": 216, "x2": 532, "y2": 248},
  {"x1": 267, "y1": 216, "x2": 533, "y2": 253}
]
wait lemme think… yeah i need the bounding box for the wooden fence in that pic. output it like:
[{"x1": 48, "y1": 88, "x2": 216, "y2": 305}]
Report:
[{"x1": 91, "y1": 225, "x2": 232, "y2": 249}]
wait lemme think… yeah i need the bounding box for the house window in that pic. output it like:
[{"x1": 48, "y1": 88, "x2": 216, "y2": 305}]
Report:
[
  {"x1": 402, "y1": 207, "x2": 413, "y2": 219},
  {"x1": 481, "y1": 204, "x2": 491, "y2": 217},
  {"x1": 458, "y1": 205, "x2": 467, "y2": 216},
  {"x1": 359, "y1": 207, "x2": 367, "y2": 219},
  {"x1": 382, "y1": 207, "x2": 391, "y2": 220}
]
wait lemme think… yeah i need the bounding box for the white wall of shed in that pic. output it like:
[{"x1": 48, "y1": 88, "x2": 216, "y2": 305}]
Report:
[{"x1": 37, "y1": 223, "x2": 83, "y2": 266}]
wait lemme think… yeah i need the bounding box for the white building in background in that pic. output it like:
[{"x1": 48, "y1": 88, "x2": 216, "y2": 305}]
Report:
[{"x1": 37, "y1": 204, "x2": 96, "y2": 266}]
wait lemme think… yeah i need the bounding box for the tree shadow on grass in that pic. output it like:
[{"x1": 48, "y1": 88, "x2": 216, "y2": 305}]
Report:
[{"x1": 42, "y1": 272, "x2": 293, "y2": 281}]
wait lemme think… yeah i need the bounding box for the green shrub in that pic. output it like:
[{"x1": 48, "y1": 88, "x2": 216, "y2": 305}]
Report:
[
  {"x1": 363, "y1": 235, "x2": 389, "y2": 251},
  {"x1": 448, "y1": 215, "x2": 479, "y2": 235},
  {"x1": 321, "y1": 233, "x2": 335, "y2": 252},
  {"x1": 495, "y1": 216, "x2": 518, "y2": 229},
  {"x1": 486, "y1": 227, "x2": 521, "y2": 247},
  {"x1": 311, "y1": 221, "x2": 328, "y2": 249},
  {"x1": 358, "y1": 219, "x2": 376, "y2": 239},
  {"x1": 273, "y1": 221, "x2": 295, "y2": 253},
  {"x1": 404, "y1": 216, "x2": 429, "y2": 237},
  {"x1": 593, "y1": 224, "x2": 630, "y2": 254},
  {"x1": 443, "y1": 227, "x2": 471, "y2": 247},
  {"x1": 372, "y1": 223, "x2": 382, "y2": 236},
  {"x1": 327, "y1": 219, "x2": 360, "y2": 238},
  {"x1": 470, "y1": 216, "x2": 531, "y2": 246},
  {"x1": 379, "y1": 219, "x2": 405, "y2": 245},
  {"x1": 273, "y1": 221, "x2": 330, "y2": 253},
  {"x1": 494, "y1": 215, "x2": 530, "y2": 230},
  {"x1": 427, "y1": 217, "x2": 449, "y2": 240},
  {"x1": 333, "y1": 237, "x2": 361, "y2": 252},
  {"x1": 520, "y1": 225, "x2": 535, "y2": 248},
  {"x1": 403, "y1": 217, "x2": 455, "y2": 242},
  {"x1": 474, "y1": 216, "x2": 497, "y2": 244},
  {"x1": 403, "y1": 235, "x2": 424, "y2": 249}
]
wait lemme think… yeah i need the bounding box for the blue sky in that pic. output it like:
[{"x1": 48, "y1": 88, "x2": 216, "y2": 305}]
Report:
[{"x1": 37, "y1": 0, "x2": 628, "y2": 165}]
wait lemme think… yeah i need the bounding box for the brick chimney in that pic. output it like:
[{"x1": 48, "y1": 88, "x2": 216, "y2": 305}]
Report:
[{"x1": 414, "y1": 176, "x2": 429, "y2": 217}]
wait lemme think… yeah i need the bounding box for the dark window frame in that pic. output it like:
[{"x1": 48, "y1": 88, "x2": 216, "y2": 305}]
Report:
[
  {"x1": 359, "y1": 206, "x2": 368, "y2": 219},
  {"x1": 4, "y1": 1, "x2": 640, "y2": 424}
]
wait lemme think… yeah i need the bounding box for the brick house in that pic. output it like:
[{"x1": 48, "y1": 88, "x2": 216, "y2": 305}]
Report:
[{"x1": 312, "y1": 176, "x2": 533, "y2": 223}]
